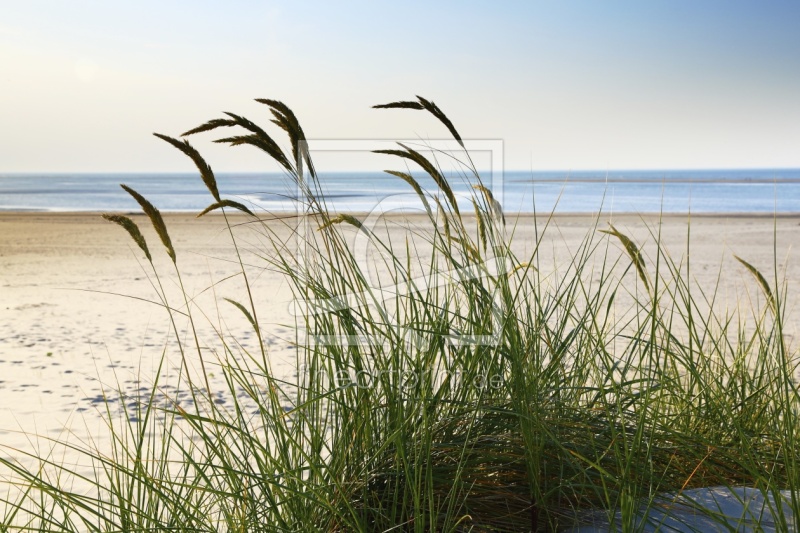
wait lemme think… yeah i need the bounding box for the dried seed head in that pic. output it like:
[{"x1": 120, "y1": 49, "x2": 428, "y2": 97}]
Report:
[
  {"x1": 101, "y1": 214, "x2": 152, "y2": 262},
  {"x1": 120, "y1": 184, "x2": 176, "y2": 263}
]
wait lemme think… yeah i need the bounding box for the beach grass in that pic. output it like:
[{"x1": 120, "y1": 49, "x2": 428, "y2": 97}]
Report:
[{"x1": 1, "y1": 98, "x2": 798, "y2": 531}]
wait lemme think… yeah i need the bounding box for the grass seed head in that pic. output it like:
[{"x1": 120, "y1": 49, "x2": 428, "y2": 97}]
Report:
[
  {"x1": 153, "y1": 133, "x2": 220, "y2": 202},
  {"x1": 101, "y1": 213, "x2": 152, "y2": 262},
  {"x1": 120, "y1": 184, "x2": 176, "y2": 263}
]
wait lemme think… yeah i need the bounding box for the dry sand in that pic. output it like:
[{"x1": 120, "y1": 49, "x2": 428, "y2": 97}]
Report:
[{"x1": 1, "y1": 211, "x2": 798, "y2": 453}]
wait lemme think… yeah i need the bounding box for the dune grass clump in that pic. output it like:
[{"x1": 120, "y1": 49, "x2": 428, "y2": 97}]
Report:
[{"x1": 1, "y1": 97, "x2": 799, "y2": 531}]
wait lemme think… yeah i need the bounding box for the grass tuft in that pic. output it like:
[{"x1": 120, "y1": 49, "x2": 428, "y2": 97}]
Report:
[{"x1": 2, "y1": 97, "x2": 798, "y2": 532}]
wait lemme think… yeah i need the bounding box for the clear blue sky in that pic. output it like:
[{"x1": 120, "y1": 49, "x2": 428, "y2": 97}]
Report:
[{"x1": 1, "y1": 1, "x2": 798, "y2": 172}]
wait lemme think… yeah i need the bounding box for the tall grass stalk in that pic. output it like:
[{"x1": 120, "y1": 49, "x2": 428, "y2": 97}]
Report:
[{"x1": 1, "y1": 98, "x2": 798, "y2": 531}]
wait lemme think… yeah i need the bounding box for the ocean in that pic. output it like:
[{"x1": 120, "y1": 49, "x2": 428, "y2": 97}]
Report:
[{"x1": 1, "y1": 169, "x2": 799, "y2": 214}]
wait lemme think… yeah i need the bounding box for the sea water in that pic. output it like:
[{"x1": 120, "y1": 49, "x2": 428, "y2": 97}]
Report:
[{"x1": 1, "y1": 169, "x2": 799, "y2": 214}]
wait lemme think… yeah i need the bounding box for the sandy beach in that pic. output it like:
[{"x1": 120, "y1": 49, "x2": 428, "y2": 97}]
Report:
[{"x1": 1, "y1": 211, "x2": 798, "y2": 453}]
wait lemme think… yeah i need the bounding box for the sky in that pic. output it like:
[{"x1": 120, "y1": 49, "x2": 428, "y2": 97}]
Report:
[{"x1": 0, "y1": 1, "x2": 799, "y2": 172}]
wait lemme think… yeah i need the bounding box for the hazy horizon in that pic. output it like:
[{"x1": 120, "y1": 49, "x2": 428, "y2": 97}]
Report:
[
  {"x1": 1, "y1": 1, "x2": 798, "y2": 173},
  {"x1": 3, "y1": 166, "x2": 800, "y2": 176}
]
